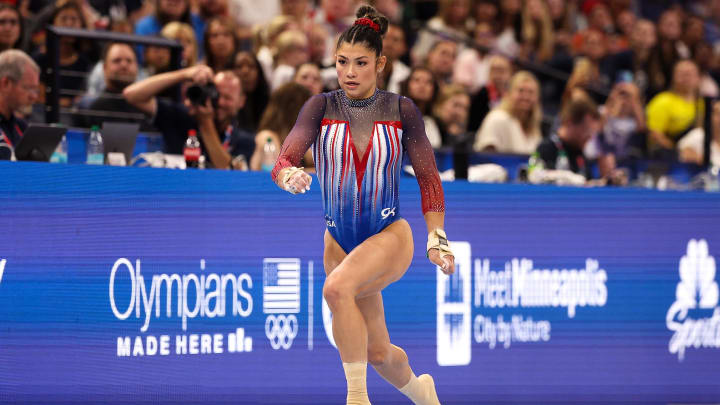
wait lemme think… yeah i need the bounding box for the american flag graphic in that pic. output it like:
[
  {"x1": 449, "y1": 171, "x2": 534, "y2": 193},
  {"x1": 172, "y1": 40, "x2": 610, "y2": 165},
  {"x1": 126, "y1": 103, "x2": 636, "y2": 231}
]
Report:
[{"x1": 263, "y1": 258, "x2": 301, "y2": 314}]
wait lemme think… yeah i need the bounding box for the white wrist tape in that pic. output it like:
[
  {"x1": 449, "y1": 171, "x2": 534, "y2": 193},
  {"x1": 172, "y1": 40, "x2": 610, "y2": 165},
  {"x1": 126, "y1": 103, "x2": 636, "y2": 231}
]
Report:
[
  {"x1": 280, "y1": 166, "x2": 305, "y2": 194},
  {"x1": 427, "y1": 229, "x2": 453, "y2": 258}
]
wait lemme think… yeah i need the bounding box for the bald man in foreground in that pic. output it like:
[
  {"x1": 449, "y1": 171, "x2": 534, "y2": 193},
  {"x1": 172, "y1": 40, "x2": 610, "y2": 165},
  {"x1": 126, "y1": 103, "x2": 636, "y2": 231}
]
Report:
[{"x1": 0, "y1": 50, "x2": 40, "y2": 161}]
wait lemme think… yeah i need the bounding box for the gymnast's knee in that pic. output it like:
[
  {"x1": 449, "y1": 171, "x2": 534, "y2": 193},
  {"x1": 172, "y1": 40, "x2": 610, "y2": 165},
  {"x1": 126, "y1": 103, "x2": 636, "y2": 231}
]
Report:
[
  {"x1": 367, "y1": 343, "x2": 390, "y2": 367},
  {"x1": 322, "y1": 275, "x2": 353, "y2": 310}
]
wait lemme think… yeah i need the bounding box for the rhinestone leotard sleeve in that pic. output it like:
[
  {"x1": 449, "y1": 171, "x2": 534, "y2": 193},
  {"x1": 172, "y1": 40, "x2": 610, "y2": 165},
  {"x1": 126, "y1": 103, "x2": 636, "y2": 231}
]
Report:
[
  {"x1": 271, "y1": 94, "x2": 326, "y2": 182},
  {"x1": 399, "y1": 96, "x2": 446, "y2": 214}
]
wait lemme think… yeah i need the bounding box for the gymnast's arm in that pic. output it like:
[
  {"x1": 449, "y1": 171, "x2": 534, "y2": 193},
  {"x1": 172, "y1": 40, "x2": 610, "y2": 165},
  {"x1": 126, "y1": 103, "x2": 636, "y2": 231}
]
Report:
[
  {"x1": 400, "y1": 96, "x2": 455, "y2": 274},
  {"x1": 270, "y1": 94, "x2": 326, "y2": 193}
]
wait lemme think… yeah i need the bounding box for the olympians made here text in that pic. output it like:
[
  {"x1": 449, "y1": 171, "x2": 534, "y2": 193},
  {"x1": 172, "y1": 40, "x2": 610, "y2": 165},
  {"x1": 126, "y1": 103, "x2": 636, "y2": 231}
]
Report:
[{"x1": 109, "y1": 258, "x2": 254, "y2": 358}]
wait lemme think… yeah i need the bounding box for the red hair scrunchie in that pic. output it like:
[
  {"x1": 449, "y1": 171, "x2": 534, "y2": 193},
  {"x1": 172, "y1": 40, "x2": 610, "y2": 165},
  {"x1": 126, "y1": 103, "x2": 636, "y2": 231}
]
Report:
[{"x1": 354, "y1": 18, "x2": 380, "y2": 33}]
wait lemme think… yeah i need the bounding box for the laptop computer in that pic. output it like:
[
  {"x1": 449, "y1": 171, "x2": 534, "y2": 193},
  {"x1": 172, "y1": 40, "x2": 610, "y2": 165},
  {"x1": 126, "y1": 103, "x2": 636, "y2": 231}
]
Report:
[
  {"x1": 14, "y1": 124, "x2": 67, "y2": 162},
  {"x1": 101, "y1": 122, "x2": 140, "y2": 166}
]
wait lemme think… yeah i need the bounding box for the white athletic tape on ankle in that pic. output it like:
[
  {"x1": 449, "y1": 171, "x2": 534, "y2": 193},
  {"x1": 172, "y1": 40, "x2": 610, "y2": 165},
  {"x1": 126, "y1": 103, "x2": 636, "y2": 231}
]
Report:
[
  {"x1": 400, "y1": 374, "x2": 440, "y2": 405},
  {"x1": 399, "y1": 372, "x2": 418, "y2": 395},
  {"x1": 343, "y1": 362, "x2": 370, "y2": 405}
]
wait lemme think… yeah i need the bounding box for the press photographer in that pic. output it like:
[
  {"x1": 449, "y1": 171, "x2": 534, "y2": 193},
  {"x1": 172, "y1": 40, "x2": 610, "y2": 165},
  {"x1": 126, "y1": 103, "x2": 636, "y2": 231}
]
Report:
[{"x1": 123, "y1": 65, "x2": 254, "y2": 169}]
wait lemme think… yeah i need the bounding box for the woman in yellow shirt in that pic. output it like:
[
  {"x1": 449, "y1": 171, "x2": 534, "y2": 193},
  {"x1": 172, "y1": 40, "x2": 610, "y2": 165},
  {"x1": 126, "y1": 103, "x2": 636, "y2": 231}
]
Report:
[{"x1": 645, "y1": 60, "x2": 703, "y2": 155}]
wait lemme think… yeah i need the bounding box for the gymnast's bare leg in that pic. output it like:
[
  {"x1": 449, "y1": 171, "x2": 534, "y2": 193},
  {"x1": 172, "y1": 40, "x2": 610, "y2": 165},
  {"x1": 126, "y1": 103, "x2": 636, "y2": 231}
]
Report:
[{"x1": 323, "y1": 221, "x2": 442, "y2": 405}]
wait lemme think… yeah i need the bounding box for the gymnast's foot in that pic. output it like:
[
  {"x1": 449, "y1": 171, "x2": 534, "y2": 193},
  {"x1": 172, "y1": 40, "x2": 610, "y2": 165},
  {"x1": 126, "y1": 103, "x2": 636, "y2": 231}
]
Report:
[{"x1": 400, "y1": 373, "x2": 441, "y2": 405}]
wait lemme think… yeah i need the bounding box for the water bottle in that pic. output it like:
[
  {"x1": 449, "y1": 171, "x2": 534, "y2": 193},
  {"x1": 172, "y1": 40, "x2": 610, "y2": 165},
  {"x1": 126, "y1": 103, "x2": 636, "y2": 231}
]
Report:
[
  {"x1": 528, "y1": 151, "x2": 544, "y2": 172},
  {"x1": 184, "y1": 129, "x2": 201, "y2": 168},
  {"x1": 261, "y1": 136, "x2": 278, "y2": 172},
  {"x1": 556, "y1": 150, "x2": 570, "y2": 171},
  {"x1": 86, "y1": 126, "x2": 104, "y2": 165},
  {"x1": 50, "y1": 134, "x2": 68, "y2": 163}
]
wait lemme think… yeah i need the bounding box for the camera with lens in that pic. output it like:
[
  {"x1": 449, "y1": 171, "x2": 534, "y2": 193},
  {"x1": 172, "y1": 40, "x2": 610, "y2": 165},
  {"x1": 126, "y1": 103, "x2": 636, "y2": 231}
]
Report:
[{"x1": 186, "y1": 82, "x2": 219, "y2": 107}]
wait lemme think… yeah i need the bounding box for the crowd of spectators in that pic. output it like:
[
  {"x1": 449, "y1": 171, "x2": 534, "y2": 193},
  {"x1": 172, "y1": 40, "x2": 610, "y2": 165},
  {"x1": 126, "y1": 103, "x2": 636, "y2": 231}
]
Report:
[{"x1": 0, "y1": 0, "x2": 718, "y2": 184}]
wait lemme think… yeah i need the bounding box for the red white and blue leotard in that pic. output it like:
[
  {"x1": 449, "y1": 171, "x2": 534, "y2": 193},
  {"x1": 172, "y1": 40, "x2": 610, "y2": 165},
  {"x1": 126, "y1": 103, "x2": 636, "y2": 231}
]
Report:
[{"x1": 272, "y1": 89, "x2": 445, "y2": 253}]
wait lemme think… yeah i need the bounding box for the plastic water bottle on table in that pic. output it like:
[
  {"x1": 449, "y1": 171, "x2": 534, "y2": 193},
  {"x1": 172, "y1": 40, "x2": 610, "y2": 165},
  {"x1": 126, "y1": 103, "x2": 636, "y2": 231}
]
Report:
[
  {"x1": 261, "y1": 136, "x2": 278, "y2": 172},
  {"x1": 50, "y1": 134, "x2": 68, "y2": 163},
  {"x1": 86, "y1": 126, "x2": 104, "y2": 165}
]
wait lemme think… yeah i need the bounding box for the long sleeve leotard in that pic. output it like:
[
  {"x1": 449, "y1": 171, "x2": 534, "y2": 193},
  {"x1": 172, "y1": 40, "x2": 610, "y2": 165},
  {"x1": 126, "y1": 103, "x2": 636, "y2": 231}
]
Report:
[{"x1": 272, "y1": 89, "x2": 445, "y2": 253}]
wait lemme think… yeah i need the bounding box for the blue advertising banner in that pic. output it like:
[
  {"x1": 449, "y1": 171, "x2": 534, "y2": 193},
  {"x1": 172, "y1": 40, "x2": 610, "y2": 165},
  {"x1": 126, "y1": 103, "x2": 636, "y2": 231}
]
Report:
[{"x1": 0, "y1": 161, "x2": 719, "y2": 404}]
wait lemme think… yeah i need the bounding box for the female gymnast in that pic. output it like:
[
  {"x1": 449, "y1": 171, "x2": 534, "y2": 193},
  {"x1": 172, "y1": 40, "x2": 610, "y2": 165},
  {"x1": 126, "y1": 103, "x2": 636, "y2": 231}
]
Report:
[{"x1": 271, "y1": 6, "x2": 455, "y2": 405}]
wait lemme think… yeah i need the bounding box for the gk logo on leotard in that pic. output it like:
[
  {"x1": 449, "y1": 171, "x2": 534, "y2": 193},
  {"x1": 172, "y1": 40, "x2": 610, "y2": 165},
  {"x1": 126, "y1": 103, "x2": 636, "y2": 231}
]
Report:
[
  {"x1": 265, "y1": 314, "x2": 298, "y2": 350},
  {"x1": 381, "y1": 207, "x2": 396, "y2": 220}
]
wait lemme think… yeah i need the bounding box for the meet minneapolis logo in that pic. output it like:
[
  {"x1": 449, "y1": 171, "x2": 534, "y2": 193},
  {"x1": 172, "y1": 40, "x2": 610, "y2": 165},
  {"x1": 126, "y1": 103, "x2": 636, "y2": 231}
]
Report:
[{"x1": 666, "y1": 239, "x2": 720, "y2": 361}]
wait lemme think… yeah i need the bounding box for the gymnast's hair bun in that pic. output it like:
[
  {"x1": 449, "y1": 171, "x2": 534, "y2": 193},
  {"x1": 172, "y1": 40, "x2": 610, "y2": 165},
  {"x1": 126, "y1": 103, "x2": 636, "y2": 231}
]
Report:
[{"x1": 355, "y1": 5, "x2": 388, "y2": 36}]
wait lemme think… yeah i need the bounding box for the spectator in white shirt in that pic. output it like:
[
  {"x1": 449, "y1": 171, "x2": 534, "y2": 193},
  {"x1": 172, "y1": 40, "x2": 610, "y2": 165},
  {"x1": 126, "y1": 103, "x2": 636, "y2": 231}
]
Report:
[
  {"x1": 474, "y1": 70, "x2": 542, "y2": 154},
  {"x1": 270, "y1": 29, "x2": 309, "y2": 91},
  {"x1": 256, "y1": 15, "x2": 300, "y2": 82}
]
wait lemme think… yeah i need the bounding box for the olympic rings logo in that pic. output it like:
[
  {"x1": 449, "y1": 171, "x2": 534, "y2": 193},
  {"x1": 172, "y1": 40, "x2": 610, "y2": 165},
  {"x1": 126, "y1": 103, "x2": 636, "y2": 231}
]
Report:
[{"x1": 265, "y1": 314, "x2": 298, "y2": 350}]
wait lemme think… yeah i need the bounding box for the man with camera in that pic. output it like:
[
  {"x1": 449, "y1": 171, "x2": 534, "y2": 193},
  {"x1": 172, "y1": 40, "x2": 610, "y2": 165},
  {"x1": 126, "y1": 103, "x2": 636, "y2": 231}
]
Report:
[{"x1": 123, "y1": 64, "x2": 255, "y2": 169}]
